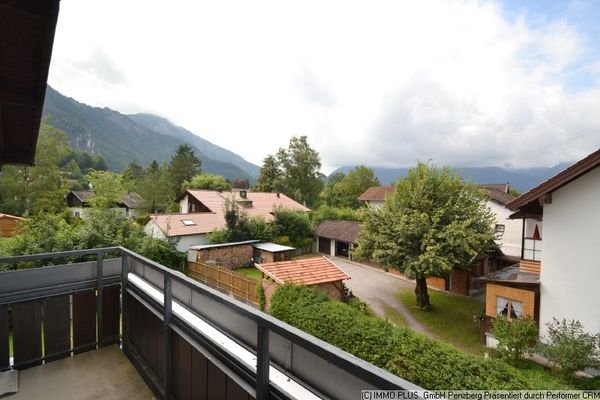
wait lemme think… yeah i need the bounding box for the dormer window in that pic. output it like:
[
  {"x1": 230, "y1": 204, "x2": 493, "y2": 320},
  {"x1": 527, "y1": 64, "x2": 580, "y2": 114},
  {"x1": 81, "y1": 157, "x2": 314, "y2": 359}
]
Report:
[{"x1": 181, "y1": 219, "x2": 196, "y2": 226}]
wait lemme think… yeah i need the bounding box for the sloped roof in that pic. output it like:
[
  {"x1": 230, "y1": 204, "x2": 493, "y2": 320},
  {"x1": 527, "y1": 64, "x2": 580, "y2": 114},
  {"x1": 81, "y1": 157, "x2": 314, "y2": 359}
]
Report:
[
  {"x1": 0, "y1": 213, "x2": 25, "y2": 221},
  {"x1": 507, "y1": 148, "x2": 600, "y2": 211},
  {"x1": 70, "y1": 191, "x2": 144, "y2": 208},
  {"x1": 314, "y1": 220, "x2": 362, "y2": 244},
  {"x1": 256, "y1": 256, "x2": 350, "y2": 285},
  {"x1": 0, "y1": 1, "x2": 60, "y2": 166},
  {"x1": 358, "y1": 186, "x2": 395, "y2": 201},
  {"x1": 181, "y1": 190, "x2": 310, "y2": 221},
  {"x1": 147, "y1": 213, "x2": 224, "y2": 237},
  {"x1": 477, "y1": 185, "x2": 516, "y2": 206}
]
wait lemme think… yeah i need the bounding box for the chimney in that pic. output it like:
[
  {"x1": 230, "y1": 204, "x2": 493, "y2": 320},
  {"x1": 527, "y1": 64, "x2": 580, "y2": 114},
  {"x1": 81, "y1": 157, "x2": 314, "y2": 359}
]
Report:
[
  {"x1": 276, "y1": 192, "x2": 280, "y2": 198},
  {"x1": 217, "y1": 187, "x2": 223, "y2": 193},
  {"x1": 240, "y1": 190, "x2": 247, "y2": 199}
]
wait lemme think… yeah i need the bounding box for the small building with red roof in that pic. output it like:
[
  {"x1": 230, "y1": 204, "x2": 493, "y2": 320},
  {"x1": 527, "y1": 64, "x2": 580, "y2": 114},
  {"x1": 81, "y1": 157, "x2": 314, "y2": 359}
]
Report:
[{"x1": 256, "y1": 256, "x2": 350, "y2": 305}]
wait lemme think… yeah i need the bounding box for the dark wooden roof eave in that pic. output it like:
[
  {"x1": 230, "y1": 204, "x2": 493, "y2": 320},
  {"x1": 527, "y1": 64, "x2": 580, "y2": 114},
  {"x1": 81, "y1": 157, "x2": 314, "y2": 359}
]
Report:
[{"x1": 0, "y1": 0, "x2": 61, "y2": 166}]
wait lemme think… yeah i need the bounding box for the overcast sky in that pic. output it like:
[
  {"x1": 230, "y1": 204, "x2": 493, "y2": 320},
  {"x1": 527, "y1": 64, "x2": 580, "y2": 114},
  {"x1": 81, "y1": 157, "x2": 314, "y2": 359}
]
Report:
[{"x1": 48, "y1": 0, "x2": 600, "y2": 173}]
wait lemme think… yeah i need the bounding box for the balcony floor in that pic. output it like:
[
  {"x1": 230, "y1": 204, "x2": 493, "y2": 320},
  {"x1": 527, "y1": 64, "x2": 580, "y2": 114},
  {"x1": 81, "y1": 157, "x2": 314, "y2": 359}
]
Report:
[{"x1": 7, "y1": 345, "x2": 155, "y2": 400}]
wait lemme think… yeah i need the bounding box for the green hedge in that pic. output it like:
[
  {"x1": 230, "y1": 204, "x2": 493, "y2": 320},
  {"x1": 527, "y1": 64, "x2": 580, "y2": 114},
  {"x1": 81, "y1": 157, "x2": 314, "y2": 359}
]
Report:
[{"x1": 270, "y1": 285, "x2": 569, "y2": 390}]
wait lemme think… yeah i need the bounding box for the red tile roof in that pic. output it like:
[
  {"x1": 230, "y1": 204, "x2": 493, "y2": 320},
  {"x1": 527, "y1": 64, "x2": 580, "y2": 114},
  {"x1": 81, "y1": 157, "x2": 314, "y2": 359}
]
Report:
[
  {"x1": 147, "y1": 213, "x2": 224, "y2": 237},
  {"x1": 148, "y1": 190, "x2": 310, "y2": 237},
  {"x1": 256, "y1": 256, "x2": 350, "y2": 286},
  {"x1": 358, "y1": 185, "x2": 395, "y2": 202}
]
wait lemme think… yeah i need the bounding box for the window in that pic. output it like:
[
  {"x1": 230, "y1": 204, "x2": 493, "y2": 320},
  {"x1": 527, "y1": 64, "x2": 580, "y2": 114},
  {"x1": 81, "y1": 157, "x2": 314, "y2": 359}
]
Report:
[
  {"x1": 181, "y1": 219, "x2": 196, "y2": 226},
  {"x1": 496, "y1": 296, "x2": 523, "y2": 320},
  {"x1": 494, "y1": 224, "x2": 505, "y2": 238}
]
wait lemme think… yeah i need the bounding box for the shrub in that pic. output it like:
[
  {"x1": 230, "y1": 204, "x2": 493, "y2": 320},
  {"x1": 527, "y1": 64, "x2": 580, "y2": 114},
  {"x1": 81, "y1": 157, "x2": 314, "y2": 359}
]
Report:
[
  {"x1": 269, "y1": 284, "x2": 565, "y2": 389},
  {"x1": 256, "y1": 283, "x2": 266, "y2": 312},
  {"x1": 491, "y1": 316, "x2": 538, "y2": 365},
  {"x1": 539, "y1": 318, "x2": 600, "y2": 377}
]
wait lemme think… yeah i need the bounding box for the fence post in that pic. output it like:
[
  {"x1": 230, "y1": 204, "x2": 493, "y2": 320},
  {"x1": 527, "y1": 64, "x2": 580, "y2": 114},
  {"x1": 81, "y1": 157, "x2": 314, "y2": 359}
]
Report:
[
  {"x1": 96, "y1": 252, "x2": 104, "y2": 347},
  {"x1": 121, "y1": 254, "x2": 129, "y2": 350},
  {"x1": 256, "y1": 324, "x2": 270, "y2": 400},
  {"x1": 163, "y1": 274, "x2": 173, "y2": 400}
]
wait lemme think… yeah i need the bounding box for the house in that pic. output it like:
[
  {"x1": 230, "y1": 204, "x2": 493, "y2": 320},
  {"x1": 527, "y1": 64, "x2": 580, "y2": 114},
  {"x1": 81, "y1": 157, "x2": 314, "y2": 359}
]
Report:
[
  {"x1": 357, "y1": 183, "x2": 520, "y2": 295},
  {"x1": 67, "y1": 190, "x2": 143, "y2": 219},
  {"x1": 358, "y1": 185, "x2": 395, "y2": 208},
  {"x1": 0, "y1": 213, "x2": 25, "y2": 238},
  {"x1": 483, "y1": 149, "x2": 600, "y2": 345},
  {"x1": 145, "y1": 189, "x2": 310, "y2": 252},
  {"x1": 314, "y1": 220, "x2": 362, "y2": 259},
  {"x1": 256, "y1": 256, "x2": 351, "y2": 306}
]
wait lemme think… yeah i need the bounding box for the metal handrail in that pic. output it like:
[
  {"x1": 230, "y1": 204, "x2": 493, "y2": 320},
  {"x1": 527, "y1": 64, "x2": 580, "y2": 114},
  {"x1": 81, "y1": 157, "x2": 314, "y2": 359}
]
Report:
[{"x1": 0, "y1": 247, "x2": 422, "y2": 399}]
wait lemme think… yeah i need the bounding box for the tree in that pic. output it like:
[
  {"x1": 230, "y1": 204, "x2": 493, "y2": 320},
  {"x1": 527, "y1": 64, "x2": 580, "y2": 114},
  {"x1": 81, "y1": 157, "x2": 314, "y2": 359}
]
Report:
[
  {"x1": 273, "y1": 208, "x2": 312, "y2": 248},
  {"x1": 86, "y1": 170, "x2": 125, "y2": 208},
  {"x1": 168, "y1": 144, "x2": 201, "y2": 196},
  {"x1": 0, "y1": 123, "x2": 69, "y2": 215},
  {"x1": 276, "y1": 136, "x2": 323, "y2": 207},
  {"x1": 255, "y1": 155, "x2": 281, "y2": 192},
  {"x1": 539, "y1": 318, "x2": 600, "y2": 377},
  {"x1": 354, "y1": 162, "x2": 495, "y2": 310},
  {"x1": 182, "y1": 173, "x2": 232, "y2": 191},
  {"x1": 122, "y1": 160, "x2": 145, "y2": 184},
  {"x1": 322, "y1": 166, "x2": 379, "y2": 208},
  {"x1": 208, "y1": 197, "x2": 274, "y2": 243},
  {"x1": 137, "y1": 160, "x2": 172, "y2": 214}
]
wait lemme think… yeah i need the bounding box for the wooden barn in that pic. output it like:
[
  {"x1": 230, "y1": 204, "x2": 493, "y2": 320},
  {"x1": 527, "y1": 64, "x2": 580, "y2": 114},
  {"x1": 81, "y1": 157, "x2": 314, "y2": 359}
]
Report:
[{"x1": 0, "y1": 213, "x2": 24, "y2": 238}]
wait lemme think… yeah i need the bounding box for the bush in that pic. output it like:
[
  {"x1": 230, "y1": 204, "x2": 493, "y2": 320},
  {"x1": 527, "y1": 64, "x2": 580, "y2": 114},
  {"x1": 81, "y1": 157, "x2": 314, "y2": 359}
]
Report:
[
  {"x1": 256, "y1": 283, "x2": 266, "y2": 312},
  {"x1": 491, "y1": 316, "x2": 538, "y2": 365},
  {"x1": 273, "y1": 209, "x2": 311, "y2": 247},
  {"x1": 539, "y1": 318, "x2": 600, "y2": 377},
  {"x1": 269, "y1": 284, "x2": 567, "y2": 389}
]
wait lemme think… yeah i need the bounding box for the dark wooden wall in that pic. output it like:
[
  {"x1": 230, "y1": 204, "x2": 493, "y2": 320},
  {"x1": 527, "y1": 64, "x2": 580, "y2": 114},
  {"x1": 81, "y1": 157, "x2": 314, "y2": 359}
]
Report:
[
  {"x1": 125, "y1": 293, "x2": 254, "y2": 400},
  {"x1": 0, "y1": 285, "x2": 120, "y2": 371}
]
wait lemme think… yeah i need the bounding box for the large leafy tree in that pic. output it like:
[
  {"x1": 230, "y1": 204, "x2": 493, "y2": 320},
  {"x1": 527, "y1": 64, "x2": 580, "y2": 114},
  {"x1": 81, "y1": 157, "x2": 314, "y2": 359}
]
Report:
[
  {"x1": 183, "y1": 173, "x2": 231, "y2": 191},
  {"x1": 254, "y1": 154, "x2": 281, "y2": 192},
  {"x1": 0, "y1": 124, "x2": 69, "y2": 215},
  {"x1": 355, "y1": 162, "x2": 495, "y2": 310},
  {"x1": 276, "y1": 136, "x2": 323, "y2": 208},
  {"x1": 168, "y1": 144, "x2": 201, "y2": 196},
  {"x1": 322, "y1": 166, "x2": 379, "y2": 208},
  {"x1": 137, "y1": 160, "x2": 172, "y2": 214}
]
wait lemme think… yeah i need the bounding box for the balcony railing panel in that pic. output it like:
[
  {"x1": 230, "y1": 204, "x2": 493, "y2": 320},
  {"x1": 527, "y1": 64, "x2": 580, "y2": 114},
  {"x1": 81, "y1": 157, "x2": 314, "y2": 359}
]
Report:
[{"x1": 0, "y1": 247, "x2": 423, "y2": 400}]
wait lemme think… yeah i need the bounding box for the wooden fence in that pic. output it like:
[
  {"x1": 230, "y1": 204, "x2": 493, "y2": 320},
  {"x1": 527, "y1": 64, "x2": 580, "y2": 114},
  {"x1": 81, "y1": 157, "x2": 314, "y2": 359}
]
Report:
[{"x1": 186, "y1": 262, "x2": 260, "y2": 306}]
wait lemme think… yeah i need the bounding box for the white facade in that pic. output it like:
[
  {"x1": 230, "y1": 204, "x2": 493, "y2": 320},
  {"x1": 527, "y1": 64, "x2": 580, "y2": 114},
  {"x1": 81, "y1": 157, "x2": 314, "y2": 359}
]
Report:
[
  {"x1": 539, "y1": 166, "x2": 600, "y2": 337},
  {"x1": 487, "y1": 201, "x2": 522, "y2": 258},
  {"x1": 143, "y1": 219, "x2": 208, "y2": 252},
  {"x1": 70, "y1": 206, "x2": 132, "y2": 220},
  {"x1": 179, "y1": 195, "x2": 189, "y2": 214}
]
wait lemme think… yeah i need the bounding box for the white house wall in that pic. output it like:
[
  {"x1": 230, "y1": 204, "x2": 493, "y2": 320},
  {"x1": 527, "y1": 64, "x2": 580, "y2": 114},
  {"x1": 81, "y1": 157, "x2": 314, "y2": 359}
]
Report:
[
  {"x1": 540, "y1": 166, "x2": 600, "y2": 337},
  {"x1": 175, "y1": 234, "x2": 209, "y2": 252},
  {"x1": 487, "y1": 201, "x2": 522, "y2": 257},
  {"x1": 143, "y1": 220, "x2": 167, "y2": 240},
  {"x1": 180, "y1": 195, "x2": 189, "y2": 214}
]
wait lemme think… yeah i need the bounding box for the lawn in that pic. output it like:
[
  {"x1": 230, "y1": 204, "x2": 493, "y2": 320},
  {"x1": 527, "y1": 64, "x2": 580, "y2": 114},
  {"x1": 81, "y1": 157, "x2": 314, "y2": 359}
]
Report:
[
  {"x1": 234, "y1": 267, "x2": 262, "y2": 281},
  {"x1": 396, "y1": 287, "x2": 485, "y2": 355},
  {"x1": 383, "y1": 305, "x2": 407, "y2": 326}
]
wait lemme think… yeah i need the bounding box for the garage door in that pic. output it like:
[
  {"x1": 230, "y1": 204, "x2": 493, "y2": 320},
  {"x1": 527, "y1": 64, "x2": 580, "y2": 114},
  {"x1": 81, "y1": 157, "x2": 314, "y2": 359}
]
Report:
[{"x1": 318, "y1": 237, "x2": 330, "y2": 255}]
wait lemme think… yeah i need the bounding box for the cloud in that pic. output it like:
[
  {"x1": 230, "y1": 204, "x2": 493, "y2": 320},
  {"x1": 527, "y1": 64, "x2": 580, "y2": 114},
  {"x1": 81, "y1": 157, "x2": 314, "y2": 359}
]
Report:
[{"x1": 47, "y1": 0, "x2": 600, "y2": 171}]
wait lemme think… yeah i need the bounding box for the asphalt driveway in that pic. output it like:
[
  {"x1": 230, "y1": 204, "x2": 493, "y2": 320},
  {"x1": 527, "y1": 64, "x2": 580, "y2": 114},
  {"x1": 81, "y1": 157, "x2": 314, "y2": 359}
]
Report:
[{"x1": 328, "y1": 257, "x2": 434, "y2": 337}]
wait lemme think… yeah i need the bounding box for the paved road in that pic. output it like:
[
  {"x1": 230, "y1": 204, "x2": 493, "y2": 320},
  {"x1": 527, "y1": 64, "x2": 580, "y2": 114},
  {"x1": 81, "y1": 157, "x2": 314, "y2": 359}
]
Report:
[{"x1": 328, "y1": 257, "x2": 434, "y2": 337}]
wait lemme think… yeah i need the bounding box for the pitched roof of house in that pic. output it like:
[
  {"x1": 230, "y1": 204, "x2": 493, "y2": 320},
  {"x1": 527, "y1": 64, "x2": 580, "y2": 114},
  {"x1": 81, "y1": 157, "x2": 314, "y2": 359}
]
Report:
[
  {"x1": 256, "y1": 256, "x2": 350, "y2": 286},
  {"x1": 70, "y1": 191, "x2": 144, "y2": 208},
  {"x1": 0, "y1": 213, "x2": 25, "y2": 221},
  {"x1": 358, "y1": 186, "x2": 395, "y2": 201},
  {"x1": 148, "y1": 190, "x2": 310, "y2": 238},
  {"x1": 147, "y1": 213, "x2": 225, "y2": 237},
  {"x1": 507, "y1": 148, "x2": 600, "y2": 211},
  {"x1": 180, "y1": 190, "x2": 310, "y2": 221},
  {"x1": 314, "y1": 220, "x2": 362, "y2": 244},
  {"x1": 477, "y1": 184, "x2": 516, "y2": 206}
]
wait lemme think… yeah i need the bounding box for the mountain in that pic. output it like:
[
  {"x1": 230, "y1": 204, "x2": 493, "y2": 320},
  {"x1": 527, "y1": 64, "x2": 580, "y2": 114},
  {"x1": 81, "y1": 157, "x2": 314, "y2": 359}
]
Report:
[
  {"x1": 330, "y1": 164, "x2": 573, "y2": 193},
  {"x1": 128, "y1": 113, "x2": 260, "y2": 177},
  {"x1": 42, "y1": 86, "x2": 259, "y2": 180}
]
